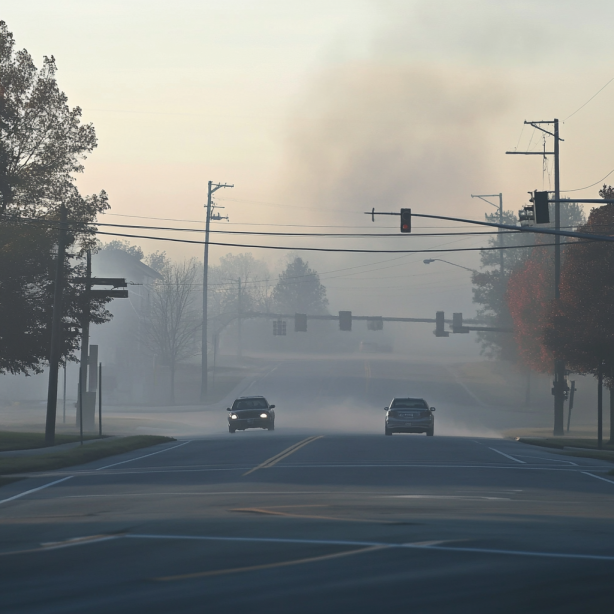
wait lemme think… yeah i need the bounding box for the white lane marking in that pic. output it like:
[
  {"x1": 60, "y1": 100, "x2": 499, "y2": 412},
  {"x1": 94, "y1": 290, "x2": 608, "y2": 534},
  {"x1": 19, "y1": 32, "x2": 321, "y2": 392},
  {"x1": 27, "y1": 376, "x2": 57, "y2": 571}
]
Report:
[
  {"x1": 388, "y1": 495, "x2": 511, "y2": 501},
  {"x1": 582, "y1": 471, "x2": 614, "y2": 485},
  {"x1": 41, "y1": 535, "x2": 121, "y2": 549},
  {"x1": 23, "y1": 462, "x2": 611, "y2": 479},
  {"x1": 0, "y1": 476, "x2": 73, "y2": 506},
  {"x1": 128, "y1": 534, "x2": 387, "y2": 548},
  {"x1": 95, "y1": 440, "x2": 192, "y2": 470},
  {"x1": 514, "y1": 455, "x2": 578, "y2": 466},
  {"x1": 64, "y1": 491, "x2": 347, "y2": 498},
  {"x1": 126, "y1": 533, "x2": 614, "y2": 562},
  {"x1": 488, "y1": 448, "x2": 525, "y2": 464}
]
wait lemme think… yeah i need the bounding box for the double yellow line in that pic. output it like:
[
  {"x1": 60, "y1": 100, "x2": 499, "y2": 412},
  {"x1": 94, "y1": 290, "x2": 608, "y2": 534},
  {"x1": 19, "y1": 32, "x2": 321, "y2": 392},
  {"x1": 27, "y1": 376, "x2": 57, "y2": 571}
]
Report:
[{"x1": 243, "y1": 435, "x2": 323, "y2": 476}]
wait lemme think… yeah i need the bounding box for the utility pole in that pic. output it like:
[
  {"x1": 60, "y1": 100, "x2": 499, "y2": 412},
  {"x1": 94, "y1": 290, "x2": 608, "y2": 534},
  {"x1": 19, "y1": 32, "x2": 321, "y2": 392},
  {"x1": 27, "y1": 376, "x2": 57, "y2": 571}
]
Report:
[
  {"x1": 471, "y1": 193, "x2": 504, "y2": 277},
  {"x1": 45, "y1": 205, "x2": 68, "y2": 446},
  {"x1": 237, "y1": 277, "x2": 242, "y2": 358},
  {"x1": 201, "y1": 180, "x2": 233, "y2": 403},
  {"x1": 77, "y1": 250, "x2": 92, "y2": 430},
  {"x1": 507, "y1": 119, "x2": 566, "y2": 435}
]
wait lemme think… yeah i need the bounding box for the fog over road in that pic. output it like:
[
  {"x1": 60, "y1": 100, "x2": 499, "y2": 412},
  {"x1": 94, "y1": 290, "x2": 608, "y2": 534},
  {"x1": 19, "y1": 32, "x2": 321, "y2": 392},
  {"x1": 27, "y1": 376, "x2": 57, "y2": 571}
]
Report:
[{"x1": 2, "y1": 355, "x2": 614, "y2": 613}]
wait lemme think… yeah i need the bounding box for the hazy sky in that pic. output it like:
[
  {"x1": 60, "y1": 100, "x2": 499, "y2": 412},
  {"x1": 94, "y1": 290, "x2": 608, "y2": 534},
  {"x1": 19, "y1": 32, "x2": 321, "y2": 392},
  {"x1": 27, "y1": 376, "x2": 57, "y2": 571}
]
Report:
[{"x1": 5, "y1": 0, "x2": 614, "y2": 324}]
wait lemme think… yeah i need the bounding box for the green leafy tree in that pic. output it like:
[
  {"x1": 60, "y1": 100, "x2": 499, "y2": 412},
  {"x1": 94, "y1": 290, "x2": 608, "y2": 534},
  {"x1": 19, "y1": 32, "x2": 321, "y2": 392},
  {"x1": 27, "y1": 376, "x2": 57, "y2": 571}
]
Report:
[
  {"x1": 0, "y1": 21, "x2": 110, "y2": 374},
  {"x1": 272, "y1": 257, "x2": 328, "y2": 315},
  {"x1": 0, "y1": 219, "x2": 111, "y2": 374}
]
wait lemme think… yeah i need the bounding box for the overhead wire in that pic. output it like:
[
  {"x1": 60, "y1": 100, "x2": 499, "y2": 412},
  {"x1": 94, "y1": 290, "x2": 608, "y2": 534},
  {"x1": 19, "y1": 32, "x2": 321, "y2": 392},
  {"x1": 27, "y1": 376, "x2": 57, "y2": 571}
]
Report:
[
  {"x1": 68, "y1": 219, "x2": 517, "y2": 239},
  {"x1": 100, "y1": 211, "x2": 482, "y2": 230},
  {"x1": 564, "y1": 75, "x2": 614, "y2": 121},
  {"x1": 90, "y1": 228, "x2": 575, "y2": 254},
  {"x1": 562, "y1": 168, "x2": 614, "y2": 193}
]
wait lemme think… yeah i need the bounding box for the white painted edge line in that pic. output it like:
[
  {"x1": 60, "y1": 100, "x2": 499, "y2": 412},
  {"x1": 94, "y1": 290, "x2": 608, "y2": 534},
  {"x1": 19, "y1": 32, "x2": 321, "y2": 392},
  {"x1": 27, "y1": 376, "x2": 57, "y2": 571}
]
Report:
[
  {"x1": 0, "y1": 476, "x2": 73, "y2": 506},
  {"x1": 488, "y1": 448, "x2": 525, "y2": 464},
  {"x1": 96, "y1": 440, "x2": 192, "y2": 471},
  {"x1": 126, "y1": 533, "x2": 614, "y2": 562},
  {"x1": 582, "y1": 471, "x2": 614, "y2": 485}
]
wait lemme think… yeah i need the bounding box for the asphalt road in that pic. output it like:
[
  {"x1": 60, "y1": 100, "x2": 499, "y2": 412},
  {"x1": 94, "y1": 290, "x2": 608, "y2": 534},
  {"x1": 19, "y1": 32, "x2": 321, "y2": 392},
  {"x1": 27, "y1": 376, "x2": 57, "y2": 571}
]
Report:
[{"x1": 2, "y1": 355, "x2": 614, "y2": 613}]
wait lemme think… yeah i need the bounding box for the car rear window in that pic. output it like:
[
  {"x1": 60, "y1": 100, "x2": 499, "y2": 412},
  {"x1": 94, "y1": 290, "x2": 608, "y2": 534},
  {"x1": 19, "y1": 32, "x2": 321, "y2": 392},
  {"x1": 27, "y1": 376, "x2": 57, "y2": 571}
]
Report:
[
  {"x1": 391, "y1": 399, "x2": 428, "y2": 409},
  {"x1": 233, "y1": 398, "x2": 269, "y2": 410}
]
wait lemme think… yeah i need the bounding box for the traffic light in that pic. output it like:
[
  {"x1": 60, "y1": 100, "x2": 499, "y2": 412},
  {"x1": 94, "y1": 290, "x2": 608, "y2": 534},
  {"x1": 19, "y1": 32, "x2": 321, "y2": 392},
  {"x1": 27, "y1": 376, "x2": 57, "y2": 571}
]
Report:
[
  {"x1": 533, "y1": 191, "x2": 550, "y2": 224},
  {"x1": 295, "y1": 313, "x2": 307, "y2": 332},
  {"x1": 452, "y1": 313, "x2": 469, "y2": 334},
  {"x1": 367, "y1": 317, "x2": 383, "y2": 331},
  {"x1": 434, "y1": 311, "x2": 449, "y2": 337},
  {"x1": 339, "y1": 311, "x2": 352, "y2": 331},
  {"x1": 273, "y1": 319, "x2": 287, "y2": 336},
  {"x1": 400, "y1": 208, "x2": 411, "y2": 233}
]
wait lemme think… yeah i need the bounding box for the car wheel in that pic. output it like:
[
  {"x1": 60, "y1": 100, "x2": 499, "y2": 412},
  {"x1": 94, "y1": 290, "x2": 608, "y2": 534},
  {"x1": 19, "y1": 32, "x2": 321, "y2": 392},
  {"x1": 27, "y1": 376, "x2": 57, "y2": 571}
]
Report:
[
  {"x1": 385, "y1": 426, "x2": 392, "y2": 436},
  {"x1": 229, "y1": 426, "x2": 236, "y2": 434},
  {"x1": 426, "y1": 428, "x2": 434, "y2": 436}
]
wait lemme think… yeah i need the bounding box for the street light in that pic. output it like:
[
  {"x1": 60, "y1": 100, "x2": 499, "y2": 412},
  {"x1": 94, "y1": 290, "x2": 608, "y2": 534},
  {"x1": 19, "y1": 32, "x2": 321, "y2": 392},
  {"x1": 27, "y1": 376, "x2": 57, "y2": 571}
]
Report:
[
  {"x1": 471, "y1": 192, "x2": 503, "y2": 277},
  {"x1": 423, "y1": 258, "x2": 476, "y2": 273}
]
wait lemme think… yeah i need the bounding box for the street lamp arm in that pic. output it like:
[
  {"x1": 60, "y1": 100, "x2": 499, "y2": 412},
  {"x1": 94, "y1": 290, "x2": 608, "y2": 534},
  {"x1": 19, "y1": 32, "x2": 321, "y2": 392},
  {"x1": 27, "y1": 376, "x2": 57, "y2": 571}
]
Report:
[{"x1": 423, "y1": 258, "x2": 476, "y2": 273}]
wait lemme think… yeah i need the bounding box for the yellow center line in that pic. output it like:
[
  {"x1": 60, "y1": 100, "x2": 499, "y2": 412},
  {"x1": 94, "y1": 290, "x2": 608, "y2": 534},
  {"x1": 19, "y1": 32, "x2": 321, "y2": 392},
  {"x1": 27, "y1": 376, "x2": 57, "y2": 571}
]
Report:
[
  {"x1": 154, "y1": 544, "x2": 388, "y2": 582},
  {"x1": 242, "y1": 436, "x2": 323, "y2": 476}
]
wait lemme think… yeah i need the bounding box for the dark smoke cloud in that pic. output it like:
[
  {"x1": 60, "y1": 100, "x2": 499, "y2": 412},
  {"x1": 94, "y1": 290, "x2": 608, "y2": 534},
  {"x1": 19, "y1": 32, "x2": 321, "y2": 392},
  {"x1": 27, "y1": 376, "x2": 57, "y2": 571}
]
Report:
[{"x1": 279, "y1": 61, "x2": 512, "y2": 223}]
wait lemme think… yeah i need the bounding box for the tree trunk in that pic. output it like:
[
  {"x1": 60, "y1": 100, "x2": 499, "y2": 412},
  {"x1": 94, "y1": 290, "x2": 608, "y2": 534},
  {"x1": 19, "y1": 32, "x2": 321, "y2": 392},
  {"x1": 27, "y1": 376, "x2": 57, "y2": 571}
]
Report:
[
  {"x1": 170, "y1": 360, "x2": 176, "y2": 405},
  {"x1": 597, "y1": 362, "x2": 603, "y2": 450}
]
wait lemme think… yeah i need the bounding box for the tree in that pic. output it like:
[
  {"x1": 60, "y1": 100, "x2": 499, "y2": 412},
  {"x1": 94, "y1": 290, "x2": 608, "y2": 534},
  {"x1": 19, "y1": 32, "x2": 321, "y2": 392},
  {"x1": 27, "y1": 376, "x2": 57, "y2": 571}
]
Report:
[
  {"x1": 209, "y1": 252, "x2": 271, "y2": 317},
  {"x1": 507, "y1": 238, "x2": 555, "y2": 373},
  {"x1": 0, "y1": 219, "x2": 111, "y2": 375},
  {"x1": 272, "y1": 257, "x2": 328, "y2": 315},
  {"x1": 0, "y1": 21, "x2": 99, "y2": 216},
  {"x1": 142, "y1": 259, "x2": 201, "y2": 404},
  {"x1": 473, "y1": 202, "x2": 585, "y2": 363},
  {"x1": 0, "y1": 21, "x2": 110, "y2": 375},
  {"x1": 472, "y1": 210, "x2": 535, "y2": 361},
  {"x1": 543, "y1": 200, "x2": 614, "y2": 383}
]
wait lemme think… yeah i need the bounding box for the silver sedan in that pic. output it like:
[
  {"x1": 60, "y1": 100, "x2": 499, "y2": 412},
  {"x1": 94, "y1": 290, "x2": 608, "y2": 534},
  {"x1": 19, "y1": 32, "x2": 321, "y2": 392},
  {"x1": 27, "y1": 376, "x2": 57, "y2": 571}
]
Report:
[{"x1": 384, "y1": 397, "x2": 435, "y2": 436}]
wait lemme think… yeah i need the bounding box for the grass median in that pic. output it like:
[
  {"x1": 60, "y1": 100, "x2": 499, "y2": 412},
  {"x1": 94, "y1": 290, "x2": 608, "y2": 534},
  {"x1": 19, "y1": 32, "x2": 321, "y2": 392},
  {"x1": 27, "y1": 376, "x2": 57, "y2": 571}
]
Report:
[
  {"x1": 0, "y1": 431, "x2": 104, "y2": 452},
  {"x1": 0, "y1": 435, "x2": 175, "y2": 476}
]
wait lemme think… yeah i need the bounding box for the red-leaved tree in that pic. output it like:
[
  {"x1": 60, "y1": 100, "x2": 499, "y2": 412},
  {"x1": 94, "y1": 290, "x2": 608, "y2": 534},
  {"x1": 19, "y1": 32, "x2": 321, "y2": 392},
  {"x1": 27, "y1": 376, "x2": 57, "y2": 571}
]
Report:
[
  {"x1": 507, "y1": 238, "x2": 554, "y2": 373},
  {"x1": 543, "y1": 201, "x2": 614, "y2": 385}
]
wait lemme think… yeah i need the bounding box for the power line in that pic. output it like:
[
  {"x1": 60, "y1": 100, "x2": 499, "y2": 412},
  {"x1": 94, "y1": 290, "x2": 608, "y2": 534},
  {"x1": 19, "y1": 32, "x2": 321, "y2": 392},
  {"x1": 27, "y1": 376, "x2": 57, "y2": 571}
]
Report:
[
  {"x1": 564, "y1": 75, "x2": 614, "y2": 121},
  {"x1": 91, "y1": 228, "x2": 567, "y2": 254},
  {"x1": 561, "y1": 168, "x2": 614, "y2": 193},
  {"x1": 89, "y1": 221, "x2": 514, "y2": 239},
  {"x1": 4, "y1": 214, "x2": 520, "y2": 238}
]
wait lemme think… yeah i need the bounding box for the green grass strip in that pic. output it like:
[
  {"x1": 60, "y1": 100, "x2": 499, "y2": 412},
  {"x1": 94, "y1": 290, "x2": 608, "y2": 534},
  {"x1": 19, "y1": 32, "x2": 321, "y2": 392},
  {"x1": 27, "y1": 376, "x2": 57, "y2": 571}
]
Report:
[
  {"x1": 0, "y1": 436, "x2": 175, "y2": 475},
  {"x1": 0, "y1": 431, "x2": 104, "y2": 452},
  {"x1": 517, "y1": 437, "x2": 614, "y2": 464}
]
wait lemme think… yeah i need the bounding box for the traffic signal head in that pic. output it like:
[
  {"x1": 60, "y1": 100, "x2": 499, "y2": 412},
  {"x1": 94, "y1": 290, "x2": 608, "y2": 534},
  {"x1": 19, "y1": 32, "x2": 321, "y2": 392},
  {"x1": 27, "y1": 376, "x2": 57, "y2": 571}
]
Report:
[
  {"x1": 400, "y1": 208, "x2": 411, "y2": 233},
  {"x1": 533, "y1": 191, "x2": 550, "y2": 224},
  {"x1": 339, "y1": 311, "x2": 352, "y2": 331},
  {"x1": 295, "y1": 313, "x2": 307, "y2": 332},
  {"x1": 434, "y1": 311, "x2": 449, "y2": 337}
]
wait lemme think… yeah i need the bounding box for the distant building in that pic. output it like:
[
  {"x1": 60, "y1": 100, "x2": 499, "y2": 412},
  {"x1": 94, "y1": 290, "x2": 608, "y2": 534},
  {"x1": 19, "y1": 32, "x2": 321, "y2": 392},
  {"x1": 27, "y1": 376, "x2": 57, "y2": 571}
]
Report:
[{"x1": 90, "y1": 248, "x2": 163, "y2": 404}]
